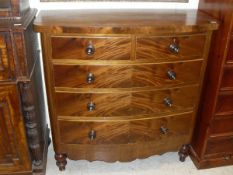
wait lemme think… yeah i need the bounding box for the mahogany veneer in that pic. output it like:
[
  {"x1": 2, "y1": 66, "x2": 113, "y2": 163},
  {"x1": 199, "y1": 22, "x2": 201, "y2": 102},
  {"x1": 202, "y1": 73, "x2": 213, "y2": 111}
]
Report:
[{"x1": 34, "y1": 9, "x2": 218, "y2": 171}]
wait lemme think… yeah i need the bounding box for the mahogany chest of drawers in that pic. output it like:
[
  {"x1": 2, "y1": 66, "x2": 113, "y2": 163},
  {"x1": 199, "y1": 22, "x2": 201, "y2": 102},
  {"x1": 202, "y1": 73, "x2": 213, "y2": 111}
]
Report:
[
  {"x1": 190, "y1": 0, "x2": 233, "y2": 169},
  {"x1": 34, "y1": 9, "x2": 218, "y2": 170}
]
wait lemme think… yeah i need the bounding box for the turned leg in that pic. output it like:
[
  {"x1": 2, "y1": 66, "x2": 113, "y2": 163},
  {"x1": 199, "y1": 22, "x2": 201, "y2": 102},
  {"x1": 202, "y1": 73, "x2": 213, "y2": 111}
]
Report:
[
  {"x1": 55, "y1": 153, "x2": 67, "y2": 171},
  {"x1": 178, "y1": 144, "x2": 190, "y2": 162}
]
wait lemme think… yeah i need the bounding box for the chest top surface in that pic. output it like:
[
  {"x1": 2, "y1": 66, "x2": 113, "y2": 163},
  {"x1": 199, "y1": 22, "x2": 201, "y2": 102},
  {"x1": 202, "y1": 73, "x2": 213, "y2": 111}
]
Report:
[{"x1": 33, "y1": 9, "x2": 218, "y2": 34}]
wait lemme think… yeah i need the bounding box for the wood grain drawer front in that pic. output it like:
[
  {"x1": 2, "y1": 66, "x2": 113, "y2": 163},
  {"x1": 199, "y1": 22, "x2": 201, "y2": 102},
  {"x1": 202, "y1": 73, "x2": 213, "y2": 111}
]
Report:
[
  {"x1": 53, "y1": 60, "x2": 202, "y2": 88},
  {"x1": 51, "y1": 36, "x2": 131, "y2": 60},
  {"x1": 58, "y1": 112, "x2": 193, "y2": 144},
  {"x1": 215, "y1": 93, "x2": 233, "y2": 115},
  {"x1": 205, "y1": 136, "x2": 233, "y2": 156},
  {"x1": 0, "y1": 33, "x2": 14, "y2": 81},
  {"x1": 210, "y1": 117, "x2": 233, "y2": 136},
  {"x1": 221, "y1": 68, "x2": 233, "y2": 90},
  {"x1": 136, "y1": 34, "x2": 206, "y2": 61},
  {"x1": 55, "y1": 86, "x2": 198, "y2": 117}
]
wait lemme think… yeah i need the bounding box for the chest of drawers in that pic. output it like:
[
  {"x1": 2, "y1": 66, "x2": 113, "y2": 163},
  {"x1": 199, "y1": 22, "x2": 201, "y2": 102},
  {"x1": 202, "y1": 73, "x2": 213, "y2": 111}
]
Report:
[
  {"x1": 34, "y1": 9, "x2": 218, "y2": 171},
  {"x1": 190, "y1": 0, "x2": 233, "y2": 169}
]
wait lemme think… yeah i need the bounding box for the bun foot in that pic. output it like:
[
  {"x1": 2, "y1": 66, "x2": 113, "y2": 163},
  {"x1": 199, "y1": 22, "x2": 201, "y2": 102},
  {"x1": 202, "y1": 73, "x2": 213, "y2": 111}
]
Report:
[
  {"x1": 55, "y1": 153, "x2": 67, "y2": 171},
  {"x1": 178, "y1": 144, "x2": 190, "y2": 162}
]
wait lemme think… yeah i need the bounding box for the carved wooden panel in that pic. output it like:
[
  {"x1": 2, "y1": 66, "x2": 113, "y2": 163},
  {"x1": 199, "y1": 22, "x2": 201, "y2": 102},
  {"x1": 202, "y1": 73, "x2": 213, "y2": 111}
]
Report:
[
  {"x1": 0, "y1": 85, "x2": 31, "y2": 173},
  {"x1": 0, "y1": 32, "x2": 14, "y2": 81}
]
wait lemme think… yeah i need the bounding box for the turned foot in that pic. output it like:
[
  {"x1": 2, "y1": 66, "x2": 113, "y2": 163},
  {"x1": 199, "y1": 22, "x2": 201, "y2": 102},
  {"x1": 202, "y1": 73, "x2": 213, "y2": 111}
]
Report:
[
  {"x1": 55, "y1": 153, "x2": 67, "y2": 171},
  {"x1": 178, "y1": 144, "x2": 190, "y2": 162}
]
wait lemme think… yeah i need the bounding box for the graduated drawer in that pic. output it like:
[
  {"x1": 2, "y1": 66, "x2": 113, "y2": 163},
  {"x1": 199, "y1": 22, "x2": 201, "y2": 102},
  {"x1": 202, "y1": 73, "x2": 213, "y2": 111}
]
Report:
[
  {"x1": 53, "y1": 60, "x2": 202, "y2": 88},
  {"x1": 55, "y1": 85, "x2": 198, "y2": 117},
  {"x1": 0, "y1": 32, "x2": 14, "y2": 81},
  {"x1": 136, "y1": 34, "x2": 206, "y2": 61},
  {"x1": 215, "y1": 93, "x2": 233, "y2": 115},
  {"x1": 210, "y1": 117, "x2": 233, "y2": 136},
  {"x1": 58, "y1": 112, "x2": 194, "y2": 144},
  {"x1": 51, "y1": 36, "x2": 131, "y2": 60},
  {"x1": 205, "y1": 136, "x2": 233, "y2": 156}
]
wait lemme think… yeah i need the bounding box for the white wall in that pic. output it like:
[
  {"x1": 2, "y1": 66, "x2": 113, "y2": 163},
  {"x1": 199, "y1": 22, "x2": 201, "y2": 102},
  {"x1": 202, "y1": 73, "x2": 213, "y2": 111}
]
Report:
[
  {"x1": 30, "y1": 0, "x2": 199, "y2": 129},
  {"x1": 30, "y1": 0, "x2": 199, "y2": 10}
]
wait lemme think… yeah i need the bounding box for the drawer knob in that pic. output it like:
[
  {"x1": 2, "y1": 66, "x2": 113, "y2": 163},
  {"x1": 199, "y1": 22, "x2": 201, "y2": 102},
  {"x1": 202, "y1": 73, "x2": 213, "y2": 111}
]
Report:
[
  {"x1": 88, "y1": 130, "x2": 96, "y2": 140},
  {"x1": 160, "y1": 126, "x2": 169, "y2": 134},
  {"x1": 167, "y1": 70, "x2": 176, "y2": 80},
  {"x1": 169, "y1": 39, "x2": 179, "y2": 54},
  {"x1": 164, "y1": 97, "x2": 172, "y2": 107},
  {"x1": 87, "y1": 102, "x2": 96, "y2": 111},
  {"x1": 85, "y1": 42, "x2": 95, "y2": 55},
  {"x1": 87, "y1": 73, "x2": 95, "y2": 84}
]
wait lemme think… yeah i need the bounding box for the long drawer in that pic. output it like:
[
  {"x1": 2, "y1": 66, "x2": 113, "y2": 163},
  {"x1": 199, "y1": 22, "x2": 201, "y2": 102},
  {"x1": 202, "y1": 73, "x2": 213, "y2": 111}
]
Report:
[
  {"x1": 58, "y1": 112, "x2": 194, "y2": 145},
  {"x1": 55, "y1": 85, "x2": 198, "y2": 117},
  {"x1": 53, "y1": 60, "x2": 203, "y2": 89},
  {"x1": 136, "y1": 34, "x2": 206, "y2": 61},
  {"x1": 51, "y1": 36, "x2": 132, "y2": 60}
]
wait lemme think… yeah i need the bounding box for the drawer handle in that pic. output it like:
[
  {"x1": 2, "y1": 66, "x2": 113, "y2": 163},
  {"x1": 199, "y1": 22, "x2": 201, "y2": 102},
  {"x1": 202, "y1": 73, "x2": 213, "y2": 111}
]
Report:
[
  {"x1": 88, "y1": 130, "x2": 96, "y2": 140},
  {"x1": 87, "y1": 73, "x2": 95, "y2": 84},
  {"x1": 163, "y1": 97, "x2": 172, "y2": 107},
  {"x1": 87, "y1": 102, "x2": 96, "y2": 111},
  {"x1": 167, "y1": 70, "x2": 176, "y2": 80},
  {"x1": 160, "y1": 126, "x2": 169, "y2": 134},
  {"x1": 169, "y1": 39, "x2": 179, "y2": 54},
  {"x1": 85, "y1": 42, "x2": 95, "y2": 55}
]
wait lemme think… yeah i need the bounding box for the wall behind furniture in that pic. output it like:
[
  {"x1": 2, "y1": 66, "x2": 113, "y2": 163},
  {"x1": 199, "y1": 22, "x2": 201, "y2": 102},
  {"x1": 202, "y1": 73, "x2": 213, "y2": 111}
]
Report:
[
  {"x1": 30, "y1": 0, "x2": 199, "y2": 129},
  {"x1": 30, "y1": 0, "x2": 199, "y2": 10}
]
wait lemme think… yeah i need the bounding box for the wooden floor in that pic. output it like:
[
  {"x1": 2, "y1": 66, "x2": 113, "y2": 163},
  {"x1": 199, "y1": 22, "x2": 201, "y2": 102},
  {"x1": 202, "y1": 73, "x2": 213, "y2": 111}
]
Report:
[{"x1": 45, "y1": 144, "x2": 233, "y2": 175}]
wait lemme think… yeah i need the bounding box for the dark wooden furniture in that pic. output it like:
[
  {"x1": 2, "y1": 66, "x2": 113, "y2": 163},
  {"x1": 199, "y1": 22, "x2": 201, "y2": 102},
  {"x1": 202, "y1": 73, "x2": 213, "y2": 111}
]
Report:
[
  {"x1": 190, "y1": 0, "x2": 233, "y2": 169},
  {"x1": 0, "y1": 1, "x2": 49, "y2": 175},
  {"x1": 34, "y1": 9, "x2": 218, "y2": 171}
]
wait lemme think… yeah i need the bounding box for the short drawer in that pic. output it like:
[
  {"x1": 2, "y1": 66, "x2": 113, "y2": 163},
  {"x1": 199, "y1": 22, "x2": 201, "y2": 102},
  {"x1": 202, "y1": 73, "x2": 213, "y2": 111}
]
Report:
[
  {"x1": 51, "y1": 36, "x2": 131, "y2": 60},
  {"x1": 210, "y1": 117, "x2": 233, "y2": 136},
  {"x1": 136, "y1": 34, "x2": 206, "y2": 61},
  {"x1": 205, "y1": 136, "x2": 233, "y2": 156},
  {"x1": 53, "y1": 60, "x2": 202, "y2": 88},
  {"x1": 0, "y1": 32, "x2": 14, "y2": 81},
  {"x1": 55, "y1": 86, "x2": 198, "y2": 117},
  {"x1": 58, "y1": 112, "x2": 194, "y2": 144}
]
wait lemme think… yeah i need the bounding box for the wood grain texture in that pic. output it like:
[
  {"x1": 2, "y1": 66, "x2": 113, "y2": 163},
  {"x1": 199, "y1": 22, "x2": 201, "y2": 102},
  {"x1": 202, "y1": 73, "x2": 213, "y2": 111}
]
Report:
[
  {"x1": 136, "y1": 34, "x2": 206, "y2": 61},
  {"x1": 51, "y1": 36, "x2": 131, "y2": 60},
  {"x1": 58, "y1": 112, "x2": 193, "y2": 145},
  {"x1": 55, "y1": 86, "x2": 198, "y2": 117},
  {"x1": 53, "y1": 60, "x2": 203, "y2": 88},
  {"x1": 33, "y1": 9, "x2": 218, "y2": 34},
  {"x1": 0, "y1": 32, "x2": 14, "y2": 81}
]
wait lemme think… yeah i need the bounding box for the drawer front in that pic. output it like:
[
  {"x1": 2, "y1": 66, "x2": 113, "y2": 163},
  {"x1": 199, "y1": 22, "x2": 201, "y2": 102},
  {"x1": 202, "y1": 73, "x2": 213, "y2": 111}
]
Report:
[
  {"x1": 205, "y1": 136, "x2": 233, "y2": 155},
  {"x1": 55, "y1": 86, "x2": 198, "y2": 117},
  {"x1": 51, "y1": 36, "x2": 131, "y2": 60},
  {"x1": 58, "y1": 112, "x2": 194, "y2": 144},
  {"x1": 0, "y1": 33, "x2": 14, "y2": 81},
  {"x1": 226, "y1": 35, "x2": 233, "y2": 63},
  {"x1": 215, "y1": 93, "x2": 233, "y2": 115},
  {"x1": 136, "y1": 34, "x2": 206, "y2": 61},
  {"x1": 210, "y1": 117, "x2": 233, "y2": 136},
  {"x1": 53, "y1": 60, "x2": 202, "y2": 88},
  {"x1": 221, "y1": 68, "x2": 233, "y2": 90}
]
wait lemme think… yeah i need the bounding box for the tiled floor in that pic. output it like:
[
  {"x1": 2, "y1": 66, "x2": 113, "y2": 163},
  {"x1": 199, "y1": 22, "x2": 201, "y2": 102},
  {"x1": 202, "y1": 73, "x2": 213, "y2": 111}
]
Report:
[{"x1": 46, "y1": 145, "x2": 233, "y2": 175}]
